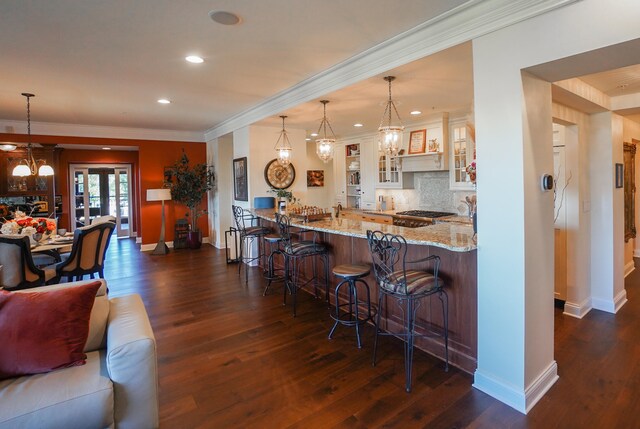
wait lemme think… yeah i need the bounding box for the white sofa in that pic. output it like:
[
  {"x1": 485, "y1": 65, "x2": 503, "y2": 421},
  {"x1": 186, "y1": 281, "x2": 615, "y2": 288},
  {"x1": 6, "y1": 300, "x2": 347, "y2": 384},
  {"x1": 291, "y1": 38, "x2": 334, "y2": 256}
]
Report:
[{"x1": 0, "y1": 280, "x2": 159, "y2": 429}]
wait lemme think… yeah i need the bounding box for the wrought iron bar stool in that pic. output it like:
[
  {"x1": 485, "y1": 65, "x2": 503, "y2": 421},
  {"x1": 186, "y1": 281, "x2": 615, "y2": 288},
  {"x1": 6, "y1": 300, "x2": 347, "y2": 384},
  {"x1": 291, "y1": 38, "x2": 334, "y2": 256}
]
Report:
[
  {"x1": 366, "y1": 230, "x2": 449, "y2": 393},
  {"x1": 327, "y1": 264, "x2": 374, "y2": 348},
  {"x1": 232, "y1": 205, "x2": 271, "y2": 284},
  {"x1": 262, "y1": 232, "x2": 284, "y2": 296},
  {"x1": 275, "y1": 214, "x2": 329, "y2": 317}
]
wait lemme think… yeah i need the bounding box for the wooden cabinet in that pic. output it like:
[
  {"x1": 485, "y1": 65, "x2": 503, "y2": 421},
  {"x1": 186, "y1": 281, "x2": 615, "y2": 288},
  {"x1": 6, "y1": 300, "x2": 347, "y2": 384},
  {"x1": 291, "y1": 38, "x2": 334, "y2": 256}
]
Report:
[
  {"x1": 0, "y1": 145, "x2": 60, "y2": 216},
  {"x1": 336, "y1": 137, "x2": 376, "y2": 209},
  {"x1": 449, "y1": 121, "x2": 475, "y2": 190},
  {"x1": 359, "y1": 212, "x2": 392, "y2": 224}
]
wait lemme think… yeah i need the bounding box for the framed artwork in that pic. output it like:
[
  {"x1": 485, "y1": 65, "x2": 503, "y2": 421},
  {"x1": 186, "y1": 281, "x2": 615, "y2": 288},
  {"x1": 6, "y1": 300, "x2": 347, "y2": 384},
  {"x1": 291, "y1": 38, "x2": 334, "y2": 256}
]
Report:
[
  {"x1": 163, "y1": 167, "x2": 174, "y2": 188},
  {"x1": 408, "y1": 129, "x2": 426, "y2": 154},
  {"x1": 615, "y1": 163, "x2": 624, "y2": 189},
  {"x1": 623, "y1": 143, "x2": 636, "y2": 242},
  {"x1": 233, "y1": 157, "x2": 248, "y2": 201},
  {"x1": 307, "y1": 170, "x2": 324, "y2": 187}
]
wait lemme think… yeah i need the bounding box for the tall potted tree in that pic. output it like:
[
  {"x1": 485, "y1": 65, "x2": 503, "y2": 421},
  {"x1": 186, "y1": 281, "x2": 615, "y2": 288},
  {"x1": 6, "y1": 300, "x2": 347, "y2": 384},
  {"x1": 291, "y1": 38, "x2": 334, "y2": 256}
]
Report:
[{"x1": 170, "y1": 151, "x2": 215, "y2": 249}]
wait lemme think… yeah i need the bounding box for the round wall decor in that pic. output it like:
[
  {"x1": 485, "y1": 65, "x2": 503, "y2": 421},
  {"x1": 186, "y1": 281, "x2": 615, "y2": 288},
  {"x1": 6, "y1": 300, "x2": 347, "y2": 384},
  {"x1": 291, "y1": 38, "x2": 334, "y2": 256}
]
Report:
[{"x1": 264, "y1": 159, "x2": 295, "y2": 189}]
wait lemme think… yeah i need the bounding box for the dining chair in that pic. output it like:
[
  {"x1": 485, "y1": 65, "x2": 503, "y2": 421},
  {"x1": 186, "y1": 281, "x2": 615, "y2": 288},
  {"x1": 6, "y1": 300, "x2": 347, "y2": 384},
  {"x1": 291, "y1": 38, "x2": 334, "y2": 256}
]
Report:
[
  {"x1": 55, "y1": 222, "x2": 116, "y2": 282},
  {"x1": 0, "y1": 235, "x2": 57, "y2": 290},
  {"x1": 366, "y1": 230, "x2": 449, "y2": 392},
  {"x1": 91, "y1": 215, "x2": 116, "y2": 225}
]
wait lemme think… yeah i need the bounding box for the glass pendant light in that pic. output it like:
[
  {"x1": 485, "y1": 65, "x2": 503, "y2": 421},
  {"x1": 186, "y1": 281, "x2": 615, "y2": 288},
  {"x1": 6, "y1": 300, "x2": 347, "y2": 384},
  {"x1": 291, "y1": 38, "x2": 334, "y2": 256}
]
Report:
[
  {"x1": 12, "y1": 93, "x2": 54, "y2": 177},
  {"x1": 315, "y1": 100, "x2": 336, "y2": 163},
  {"x1": 377, "y1": 76, "x2": 404, "y2": 157},
  {"x1": 274, "y1": 115, "x2": 293, "y2": 166}
]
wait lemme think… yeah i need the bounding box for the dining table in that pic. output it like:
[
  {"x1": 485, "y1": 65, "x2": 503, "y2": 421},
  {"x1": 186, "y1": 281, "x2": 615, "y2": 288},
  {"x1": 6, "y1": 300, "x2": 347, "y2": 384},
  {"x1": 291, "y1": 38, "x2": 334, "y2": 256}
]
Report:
[{"x1": 31, "y1": 235, "x2": 74, "y2": 263}]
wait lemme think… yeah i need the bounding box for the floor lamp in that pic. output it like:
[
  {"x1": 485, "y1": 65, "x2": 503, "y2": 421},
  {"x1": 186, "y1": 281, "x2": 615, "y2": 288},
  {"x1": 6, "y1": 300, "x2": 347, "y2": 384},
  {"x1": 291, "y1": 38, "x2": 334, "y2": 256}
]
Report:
[{"x1": 147, "y1": 188, "x2": 172, "y2": 255}]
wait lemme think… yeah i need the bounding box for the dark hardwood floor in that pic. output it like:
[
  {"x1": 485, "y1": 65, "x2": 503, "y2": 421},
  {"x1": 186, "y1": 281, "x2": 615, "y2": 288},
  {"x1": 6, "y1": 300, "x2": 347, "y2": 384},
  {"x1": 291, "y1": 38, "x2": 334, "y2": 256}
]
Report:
[{"x1": 104, "y1": 238, "x2": 640, "y2": 428}]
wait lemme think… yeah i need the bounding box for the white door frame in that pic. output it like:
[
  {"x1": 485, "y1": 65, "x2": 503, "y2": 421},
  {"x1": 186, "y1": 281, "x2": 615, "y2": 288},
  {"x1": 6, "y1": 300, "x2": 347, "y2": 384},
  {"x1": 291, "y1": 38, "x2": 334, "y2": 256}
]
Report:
[{"x1": 68, "y1": 163, "x2": 133, "y2": 237}]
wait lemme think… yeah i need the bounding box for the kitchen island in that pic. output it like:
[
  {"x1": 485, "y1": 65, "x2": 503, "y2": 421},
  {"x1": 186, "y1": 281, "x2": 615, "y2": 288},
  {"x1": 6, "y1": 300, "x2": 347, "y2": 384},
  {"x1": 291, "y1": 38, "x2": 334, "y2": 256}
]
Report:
[{"x1": 253, "y1": 209, "x2": 477, "y2": 373}]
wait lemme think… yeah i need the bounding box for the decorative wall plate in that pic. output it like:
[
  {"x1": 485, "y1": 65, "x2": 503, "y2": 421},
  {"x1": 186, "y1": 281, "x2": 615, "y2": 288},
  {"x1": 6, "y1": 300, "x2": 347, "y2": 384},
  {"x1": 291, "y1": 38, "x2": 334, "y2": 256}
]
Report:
[{"x1": 264, "y1": 159, "x2": 295, "y2": 189}]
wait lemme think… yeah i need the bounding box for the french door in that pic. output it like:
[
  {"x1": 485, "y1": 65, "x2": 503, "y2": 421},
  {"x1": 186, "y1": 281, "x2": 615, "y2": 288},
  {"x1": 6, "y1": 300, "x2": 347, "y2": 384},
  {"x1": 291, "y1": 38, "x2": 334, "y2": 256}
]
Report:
[{"x1": 69, "y1": 164, "x2": 133, "y2": 237}]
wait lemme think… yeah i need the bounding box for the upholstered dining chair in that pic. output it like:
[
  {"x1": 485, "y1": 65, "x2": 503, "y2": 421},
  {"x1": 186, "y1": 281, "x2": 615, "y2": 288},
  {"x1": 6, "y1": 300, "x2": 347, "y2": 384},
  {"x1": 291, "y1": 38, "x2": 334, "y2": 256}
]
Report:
[
  {"x1": 366, "y1": 230, "x2": 449, "y2": 393},
  {"x1": 91, "y1": 215, "x2": 116, "y2": 225},
  {"x1": 0, "y1": 235, "x2": 57, "y2": 290},
  {"x1": 55, "y1": 222, "x2": 115, "y2": 282}
]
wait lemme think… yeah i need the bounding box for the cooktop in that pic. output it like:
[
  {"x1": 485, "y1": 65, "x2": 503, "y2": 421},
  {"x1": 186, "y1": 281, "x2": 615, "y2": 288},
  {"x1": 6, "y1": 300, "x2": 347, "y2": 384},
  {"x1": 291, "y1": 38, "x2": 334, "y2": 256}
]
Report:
[{"x1": 395, "y1": 210, "x2": 455, "y2": 218}]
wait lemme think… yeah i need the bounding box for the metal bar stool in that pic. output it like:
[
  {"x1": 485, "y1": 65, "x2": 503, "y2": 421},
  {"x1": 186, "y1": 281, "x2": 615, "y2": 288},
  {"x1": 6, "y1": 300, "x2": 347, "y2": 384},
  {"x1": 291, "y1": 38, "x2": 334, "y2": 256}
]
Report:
[
  {"x1": 262, "y1": 232, "x2": 284, "y2": 296},
  {"x1": 328, "y1": 264, "x2": 374, "y2": 348},
  {"x1": 366, "y1": 230, "x2": 449, "y2": 393},
  {"x1": 232, "y1": 205, "x2": 271, "y2": 284},
  {"x1": 275, "y1": 214, "x2": 329, "y2": 317}
]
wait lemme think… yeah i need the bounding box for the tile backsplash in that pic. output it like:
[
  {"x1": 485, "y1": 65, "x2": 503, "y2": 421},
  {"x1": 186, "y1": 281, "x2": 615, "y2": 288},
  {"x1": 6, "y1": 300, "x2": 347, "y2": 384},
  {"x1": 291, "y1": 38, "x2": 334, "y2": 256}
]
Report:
[{"x1": 376, "y1": 171, "x2": 476, "y2": 215}]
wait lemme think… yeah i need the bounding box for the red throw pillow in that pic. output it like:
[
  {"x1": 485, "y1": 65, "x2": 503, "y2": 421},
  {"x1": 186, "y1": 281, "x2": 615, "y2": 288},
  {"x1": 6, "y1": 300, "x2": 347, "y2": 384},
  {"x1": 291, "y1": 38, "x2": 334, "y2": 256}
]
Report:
[{"x1": 0, "y1": 281, "x2": 102, "y2": 380}]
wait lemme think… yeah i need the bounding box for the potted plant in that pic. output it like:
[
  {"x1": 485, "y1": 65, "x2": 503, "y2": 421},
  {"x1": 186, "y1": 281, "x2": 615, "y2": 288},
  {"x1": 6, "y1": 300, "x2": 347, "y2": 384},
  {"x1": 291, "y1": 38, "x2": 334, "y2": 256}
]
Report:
[
  {"x1": 269, "y1": 188, "x2": 297, "y2": 212},
  {"x1": 170, "y1": 151, "x2": 215, "y2": 249}
]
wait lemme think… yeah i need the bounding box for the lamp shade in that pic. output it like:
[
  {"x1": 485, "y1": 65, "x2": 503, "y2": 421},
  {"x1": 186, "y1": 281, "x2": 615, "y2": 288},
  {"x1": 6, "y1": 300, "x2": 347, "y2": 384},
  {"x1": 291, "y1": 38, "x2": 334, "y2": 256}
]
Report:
[
  {"x1": 38, "y1": 164, "x2": 54, "y2": 176},
  {"x1": 146, "y1": 188, "x2": 172, "y2": 202},
  {"x1": 12, "y1": 164, "x2": 31, "y2": 177}
]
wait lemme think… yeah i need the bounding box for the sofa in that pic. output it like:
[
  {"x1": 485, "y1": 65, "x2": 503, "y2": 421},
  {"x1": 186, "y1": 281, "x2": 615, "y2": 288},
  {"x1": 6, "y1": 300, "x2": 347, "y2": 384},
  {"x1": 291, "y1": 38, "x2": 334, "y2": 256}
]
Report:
[{"x1": 0, "y1": 280, "x2": 159, "y2": 429}]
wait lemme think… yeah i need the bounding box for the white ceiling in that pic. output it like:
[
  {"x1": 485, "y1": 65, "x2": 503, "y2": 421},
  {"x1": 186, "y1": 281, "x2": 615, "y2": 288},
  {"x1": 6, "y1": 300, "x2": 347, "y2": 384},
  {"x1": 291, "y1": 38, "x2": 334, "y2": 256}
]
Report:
[{"x1": 0, "y1": 0, "x2": 469, "y2": 133}]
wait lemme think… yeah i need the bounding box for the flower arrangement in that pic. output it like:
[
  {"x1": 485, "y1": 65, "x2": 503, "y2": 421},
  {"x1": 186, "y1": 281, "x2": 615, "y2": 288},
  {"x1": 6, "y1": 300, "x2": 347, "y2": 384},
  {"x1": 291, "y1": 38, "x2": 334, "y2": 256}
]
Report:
[
  {"x1": 1, "y1": 216, "x2": 56, "y2": 236},
  {"x1": 466, "y1": 160, "x2": 477, "y2": 184}
]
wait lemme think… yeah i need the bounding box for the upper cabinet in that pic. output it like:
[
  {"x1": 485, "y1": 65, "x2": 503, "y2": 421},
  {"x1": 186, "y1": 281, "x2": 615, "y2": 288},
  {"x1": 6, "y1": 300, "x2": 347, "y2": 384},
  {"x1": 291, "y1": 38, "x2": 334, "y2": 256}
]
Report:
[
  {"x1": 449, "y1": 120, "x2": 476, "y2": 190},
  {"x1": 0, "y1": 145, "x2": 57, "y2": 196},
  {"x1": 336, "y1": 136, "x2": 376, "y2": 209}
]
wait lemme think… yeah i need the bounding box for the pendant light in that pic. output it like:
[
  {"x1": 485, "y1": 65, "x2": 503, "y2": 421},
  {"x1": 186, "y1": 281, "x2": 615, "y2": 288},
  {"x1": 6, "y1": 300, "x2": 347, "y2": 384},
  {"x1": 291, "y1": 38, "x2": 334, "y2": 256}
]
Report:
[
  {"x1": 12, "y1": 93, "x2": 54, "y2": 177},
  {"x1": 274, "y1": 115, "x2": 293, "y2": 165},
  {"x1": 377, "y1": 76, "x2": 404, "y2": 156},
  {"x1": 315, "y1": 100, "x2": 336, "y2": 163}
]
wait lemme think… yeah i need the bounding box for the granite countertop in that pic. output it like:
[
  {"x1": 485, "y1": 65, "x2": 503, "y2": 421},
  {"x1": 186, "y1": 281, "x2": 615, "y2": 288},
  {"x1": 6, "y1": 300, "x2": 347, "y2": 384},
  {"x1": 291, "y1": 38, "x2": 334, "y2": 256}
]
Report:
[
  {"x1": 436, "y1": 215, "x2": 474, "y2": 225},
  {"x1": 253, "y1": 209, "x2": 476, "y2": 252}
]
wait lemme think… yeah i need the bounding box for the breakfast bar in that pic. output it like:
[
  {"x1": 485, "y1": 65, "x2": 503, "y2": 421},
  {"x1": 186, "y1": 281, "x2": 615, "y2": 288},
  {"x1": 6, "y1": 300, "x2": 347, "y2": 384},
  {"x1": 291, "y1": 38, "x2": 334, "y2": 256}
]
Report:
[{"x1": 253, "y1": 208, "x2": 478, "y2": 373}]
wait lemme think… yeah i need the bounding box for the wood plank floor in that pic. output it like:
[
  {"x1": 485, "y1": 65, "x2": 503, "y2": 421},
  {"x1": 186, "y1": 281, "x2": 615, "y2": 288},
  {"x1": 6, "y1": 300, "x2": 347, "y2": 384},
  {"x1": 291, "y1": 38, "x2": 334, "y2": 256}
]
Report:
[{"x1": 104, "y1": 238, "x2": 640, "y2": 428}]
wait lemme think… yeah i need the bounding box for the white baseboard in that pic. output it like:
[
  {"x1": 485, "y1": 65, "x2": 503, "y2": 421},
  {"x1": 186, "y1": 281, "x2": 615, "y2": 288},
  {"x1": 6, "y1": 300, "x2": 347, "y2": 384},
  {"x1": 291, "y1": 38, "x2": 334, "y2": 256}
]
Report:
[
  {"x1": 135, "y1": 237, "x2": 142, "y2": 244},
  {"x1": 624, "y1": 260, "x2": 635, "y2": 278},
  {"x1": 592, "y1": 289, "x2": 628, "y2": 314},
  {"x1": 473, "y1": 361, "x2": 558, "y2": 414},
  {"x1": 563, "y1": 297, "x2": 592, "y2": 319}
]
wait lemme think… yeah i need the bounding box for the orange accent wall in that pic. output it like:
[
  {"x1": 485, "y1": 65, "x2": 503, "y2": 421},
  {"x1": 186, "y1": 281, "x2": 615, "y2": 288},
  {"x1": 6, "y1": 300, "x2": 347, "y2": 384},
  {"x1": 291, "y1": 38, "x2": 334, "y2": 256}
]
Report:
[{"x1": 0, "y1": 133, "x2": 207, "y2": 245}]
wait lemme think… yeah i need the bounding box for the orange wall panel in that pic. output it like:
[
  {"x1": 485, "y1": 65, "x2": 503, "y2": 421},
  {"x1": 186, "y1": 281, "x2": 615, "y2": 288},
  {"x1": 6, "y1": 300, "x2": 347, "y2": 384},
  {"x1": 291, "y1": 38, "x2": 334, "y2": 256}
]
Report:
[{"x1": 0, "y1": 133, "x2": 207, "y2": 246}]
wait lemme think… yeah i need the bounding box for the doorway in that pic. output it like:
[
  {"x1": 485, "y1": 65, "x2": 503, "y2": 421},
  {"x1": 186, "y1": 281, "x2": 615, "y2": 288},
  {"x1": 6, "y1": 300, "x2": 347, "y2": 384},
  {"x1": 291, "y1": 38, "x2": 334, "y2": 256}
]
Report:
[{"x1": 69, "y1": 164, "x2": 133, "y2": 237}]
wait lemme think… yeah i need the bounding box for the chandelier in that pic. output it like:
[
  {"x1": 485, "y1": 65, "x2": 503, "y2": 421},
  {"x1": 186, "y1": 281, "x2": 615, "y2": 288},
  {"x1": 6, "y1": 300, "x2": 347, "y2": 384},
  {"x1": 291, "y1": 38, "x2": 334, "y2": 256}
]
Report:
[
  {"x1": 12, "y1": 93, "x2": 54, "y2": 177},
  {"x1": 315, "y1": 100, "x2": 336, "y2": 163},
  {"x1": 274, "y1": 115, "x2": 293, "y2": 166},
  {"x1": 377, "y1": 76, "x2": 404, "y2": 157}
]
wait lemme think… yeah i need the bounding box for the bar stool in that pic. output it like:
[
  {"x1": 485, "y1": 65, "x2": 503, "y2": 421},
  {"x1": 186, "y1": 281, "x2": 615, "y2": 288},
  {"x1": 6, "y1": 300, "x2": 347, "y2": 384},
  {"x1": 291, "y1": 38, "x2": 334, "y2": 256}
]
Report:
[
  {"x1": 366, "y1": 230, "x2": 449, "y2": 393},
  {"x1": 327, "y1": 264, "x2": 373, "y2": 348},
  {"x1": 262, "y1": 232, "x2": 284, "y2": 296},
  {"x1": 275, "y1": 214, "x2": 329, "y2": 317},
  {"x1": 232, "y1": 205, "x2": 271, "y2": 284}
]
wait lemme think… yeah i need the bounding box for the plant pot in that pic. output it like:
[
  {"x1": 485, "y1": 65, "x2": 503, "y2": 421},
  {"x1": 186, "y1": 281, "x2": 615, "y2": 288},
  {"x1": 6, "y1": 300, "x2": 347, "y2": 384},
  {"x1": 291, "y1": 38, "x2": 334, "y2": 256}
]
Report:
[{"x1": 186, "y1": 230, "x2": 202, "y2": 249}]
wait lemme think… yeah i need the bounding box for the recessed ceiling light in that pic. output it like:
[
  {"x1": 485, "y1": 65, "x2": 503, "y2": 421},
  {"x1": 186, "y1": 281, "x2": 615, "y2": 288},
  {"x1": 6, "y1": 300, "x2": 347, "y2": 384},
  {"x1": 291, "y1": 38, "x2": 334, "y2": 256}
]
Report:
[
  {"x1": 209, "y1": 10, "x2": 241, "y2": 25},
  {"x1": 185, "y1": 55, "x2": 204, "y2": 64},
  {"x1": 310, "y1": 133, "x2": 318, "y2": 137},
  {"x1": 617, "y1": 83, "x2": 629, "y2": 90},
  {"x1": 157, "y1": 99, "x2": 171, "y2": 104},
  {"x1": 410, "y1": 110, "x2": 422, "y2": 115},
  {"x1": 305, "y1": 138, "x2": 311, "y2": 141},
  {"x1": 353, "y1": 123, "x2": 363, "y2": 127},
  {"x1": 102, "y1": 147, "x2": 111, "y2": 150}
]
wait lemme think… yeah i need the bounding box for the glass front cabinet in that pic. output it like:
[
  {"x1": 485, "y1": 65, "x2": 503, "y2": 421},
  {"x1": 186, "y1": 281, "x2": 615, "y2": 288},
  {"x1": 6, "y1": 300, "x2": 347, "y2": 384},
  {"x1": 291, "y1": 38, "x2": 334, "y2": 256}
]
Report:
[{"x1": 449, "y1": 121, "x2": 475, "y2": 190}]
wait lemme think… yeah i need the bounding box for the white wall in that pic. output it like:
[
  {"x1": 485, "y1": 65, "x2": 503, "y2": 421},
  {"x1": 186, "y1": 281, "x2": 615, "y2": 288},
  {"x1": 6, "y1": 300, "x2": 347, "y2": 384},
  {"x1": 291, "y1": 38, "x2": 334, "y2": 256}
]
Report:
[
  {"x1": 472, "y1": 0, "x2": 640, "y2": 413},
  {"x1": 552, "y1": 104, "x2": 592, "y2": 318},
  {"x1": 207, "y1": 134, "x2": 234, "y2": 249}
]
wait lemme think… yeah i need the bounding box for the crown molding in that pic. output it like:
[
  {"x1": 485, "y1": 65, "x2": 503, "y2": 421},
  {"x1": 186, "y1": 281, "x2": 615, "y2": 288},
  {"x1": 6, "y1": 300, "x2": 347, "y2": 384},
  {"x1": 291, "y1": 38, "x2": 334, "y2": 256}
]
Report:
[
  {"x1": 205, "y1": 0, "x2": 577, "y2": 141},
  {"x1": 0, "y1": 120, "x2": 205, "y2": 143}
]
